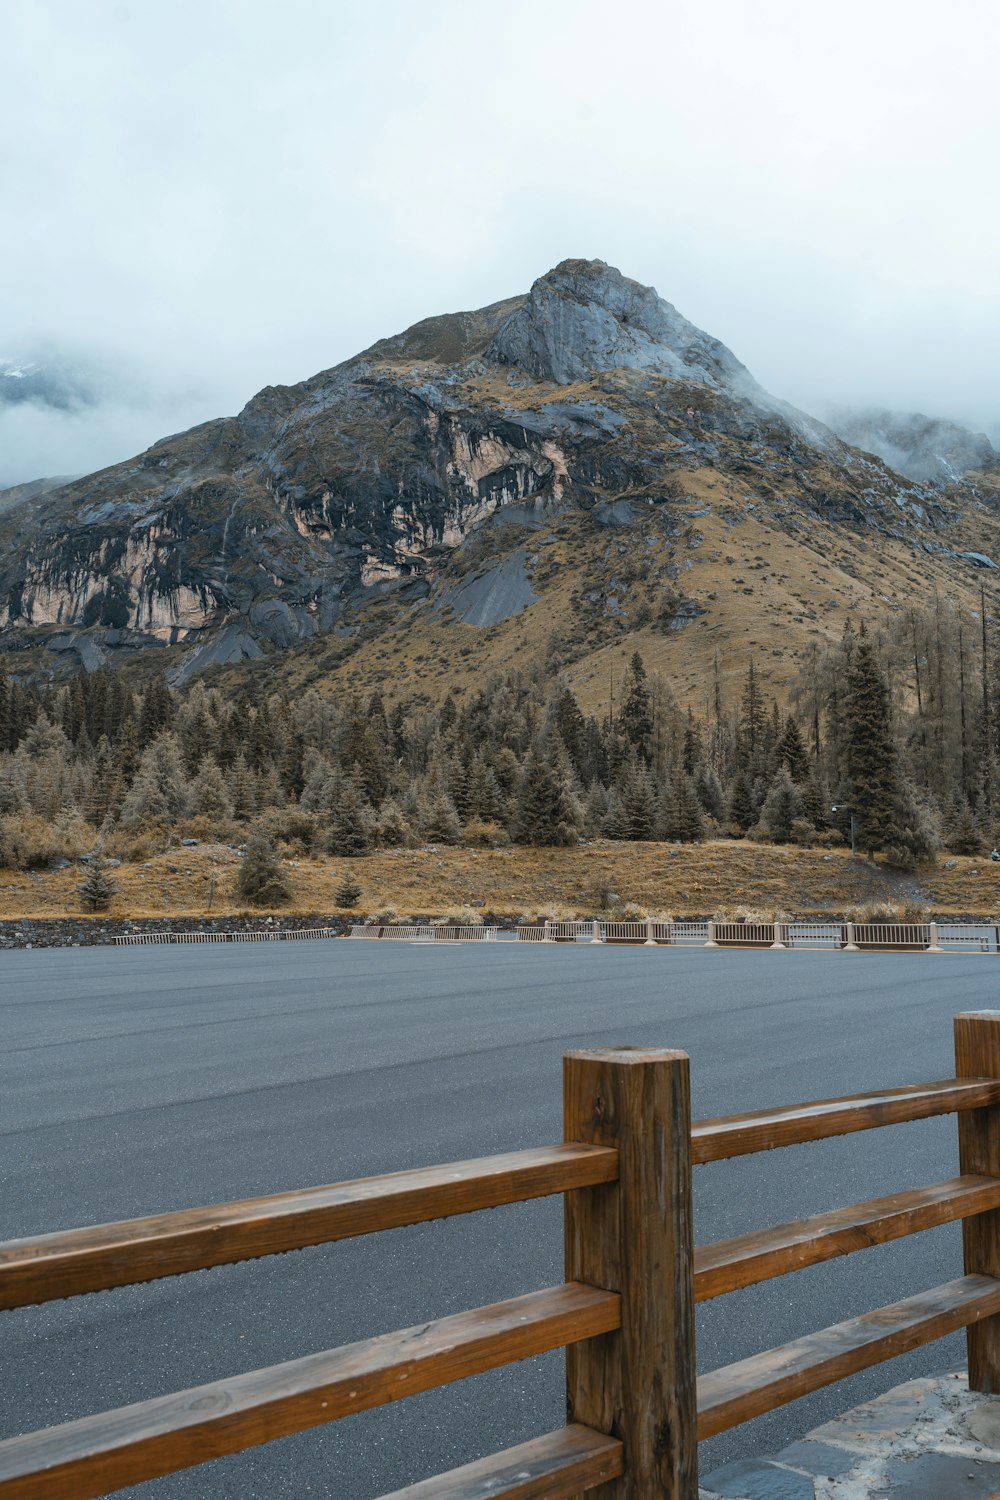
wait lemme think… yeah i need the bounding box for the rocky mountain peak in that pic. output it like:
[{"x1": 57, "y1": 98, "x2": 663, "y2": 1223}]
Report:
[
  {"x1": 485, "y1": 257, "x2": 755, "y2": 391},
  {"x1": 825, "y1": 406, "x2": 998, "y2": 487}
]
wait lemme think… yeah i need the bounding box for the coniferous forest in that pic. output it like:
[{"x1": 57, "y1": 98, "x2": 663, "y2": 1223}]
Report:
[{"x1": 0, "y1": 600, "x2": 997, "y2": 875}]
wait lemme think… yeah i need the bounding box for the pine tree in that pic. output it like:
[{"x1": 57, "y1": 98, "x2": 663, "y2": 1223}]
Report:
[
  {"x1": 190, "y1": 757, "x2": 235, "y2": 819},
  {"x1": 617, "y1": 653, "x2": 654, "y2": 763},
  {"x1": 237, "y1": 828, "x2": 291, "y2": 906},
  {"x1": 334, "y1": 877, "x2": 363, "y2": 908},
  {"x1": 228, "y1": 753, "x2": 258, "y2": 820},
  {"x1": 756, "y1": 766, "x2": 803, "y2": 842},
  {"x1": 420, "y1": 790, "x2": 462, "y2": 844},
  {"x1": 0, "y1": 658, "x2": 10, "y2": 753},
  {"x1": 727, "y1": 771, "x2": 756, "y2": 834},
  {"x1": 737, "y1": 660, "x2": 769, "y2": 769},
  {"x1": 511, "y1": 752, "x2": 580, "y2": 846},
  {"x1": 553, "y1": 688, "x2": 586, "y2": 778},
  {"x1": 76, "y1": 854, "x2": 120, "y2": 913},
  {"x1": 326, "y1": 772, "x2": 374, "y2": 856},
  {"x1": 949, "y1": 800, "x2": 984, "y2": 855},
  {"x1": 609, "y1": 753, "x2": 658, "y2": 840},
  {"x1": 777, "y1": 716, "x2": 810, "y2": 782},
  {"x1": 845, "y1": 630, "x2": 900, "y2": 858},
  {"x1": 659, "y1": 775, "x2": 704, "y2": 842}
]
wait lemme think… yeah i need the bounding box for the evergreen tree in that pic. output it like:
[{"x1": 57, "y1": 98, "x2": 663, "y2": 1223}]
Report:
[
  {"x1": 511, "y1": 752, "x2": 580, "y2": 846},
  {"x1": 737, "y1": 660, "x2": 769, "y2": 769},
  {"x1": 659, "y1": 775, "x2": 704, "y2": 842},
  {"x1": 727, "y1": 771, "x2": 756, "y2": 834},
  {"x1": 617, "y1": 653, "x2": 654, "y2": 763},
  {"x1": 949, "y1": 800, "x2": 984, "y2": 855},
  {"x1": 190, "y1": 757, "x2": 235, "y2": 819},
  {"x1": 0, "y1": 658, "x2": 10, "y2": 753},
  {"x1": 76, "y1": 854, "x2": 120, "y2": 912},
  {"x1": 119, "y1": 732, "x2": 189, "y2": 828},
  {"x1": 326, "y1": 772, "x2": 374, "y2": 856},
  {"x1": 756, "y1": 766, "x2": 803, "y2": 842},
  {"x1": 845, "y1": 630, "x2": 900, "y2": 858},
  {"x1": 777, "y1": 716, "x2": 810, "y2": 782},
  {"x1": 420, "y1": 789, "x2": 463, "y2": 844},
  {"x1": 334, "y1": 877, "x2": 363, "y2": 908},
  {"x1": 237, "y1": 828, "x2": 291, "y2": 906},
  {"x1": 553, "y1": 688, "x2": 587, "y2": 778}
]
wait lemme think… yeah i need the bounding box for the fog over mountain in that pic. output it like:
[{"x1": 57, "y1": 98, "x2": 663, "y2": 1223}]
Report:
[{"x1": 1, "y1": 0, "x2": 997, "y2": 487}]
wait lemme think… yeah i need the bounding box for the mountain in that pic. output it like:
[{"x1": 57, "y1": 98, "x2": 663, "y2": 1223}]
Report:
[
  {"x1": 825, "y1": 406, "x2": 999, "y2": 487},
  {"x1": 0, "y1": 356, "x2": 98, "y2": 414},
  {"x1": 1, "y1": 259, "x2": 999, "y2": 705}
]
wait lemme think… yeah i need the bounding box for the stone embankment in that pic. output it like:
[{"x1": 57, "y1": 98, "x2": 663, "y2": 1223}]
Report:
[{"x1": 0, "y1": 915, "x2": 354, "y2": 949}]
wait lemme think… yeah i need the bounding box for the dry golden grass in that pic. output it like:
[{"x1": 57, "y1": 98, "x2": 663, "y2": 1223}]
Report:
[{"x1": 2, "y1": 840, "x2": 998, "y2": 920}]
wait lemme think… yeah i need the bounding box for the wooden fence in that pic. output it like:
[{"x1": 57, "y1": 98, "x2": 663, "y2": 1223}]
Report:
[{"x1": 4, "y1": 1013, "x2": 1000, "y2": 1496}]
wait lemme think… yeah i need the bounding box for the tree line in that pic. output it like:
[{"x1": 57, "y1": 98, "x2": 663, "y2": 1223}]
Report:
[{"x1": 0, "y1": 596, "x2": 996, "y2": 869}]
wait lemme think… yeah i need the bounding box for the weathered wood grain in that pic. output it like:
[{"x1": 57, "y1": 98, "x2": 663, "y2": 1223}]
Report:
[
  {"x1": 695, "y1": 1175, "x2": 1000, "y2": 1301},
  {"x1": 692, "y1": 1078, "x2": 1000, "y2": 1162},
  {"x1": 564, "y1": 1046, "x2": 698, "y2": 1499},
  {"x1": 0, "y1": 1143, "x2": 618, "y2": 1312},
  {"x1": 697, "y1": 1273, "x2": 1000, "y2": 1438},
  {"x1": 0, "y1": 1283, "x2": 620, "y2": 1500},
  {"x1": 956, "y1": 1013, "x2": 1000, "y2": 1392},
  {"x1": 379, "y1": 1424, "x2": 623, "y2": 1498}
]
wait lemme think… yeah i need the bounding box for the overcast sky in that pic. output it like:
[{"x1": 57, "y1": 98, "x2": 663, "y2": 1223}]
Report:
[{"x1": 2, "y1": 0, "x2": 998, "y2": 483}]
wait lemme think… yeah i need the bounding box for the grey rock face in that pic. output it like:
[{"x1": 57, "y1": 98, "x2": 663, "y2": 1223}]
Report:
[{"x1": 487, "y1": 259, "x2": 754, "y2": 391}]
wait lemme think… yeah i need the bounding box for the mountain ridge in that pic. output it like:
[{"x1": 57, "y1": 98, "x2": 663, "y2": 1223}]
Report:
[{"x1": 1, "y1": 258, "x2": 998, "y2": 702}]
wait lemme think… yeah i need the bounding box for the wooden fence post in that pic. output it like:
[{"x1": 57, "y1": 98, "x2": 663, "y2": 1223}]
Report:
[
  {"x1": 563, "y1": 1047, "x2": 697, "y2": 1498},
  {"x1": 955, "y1": 1011, "x2": 1000, "y2": 1392}
]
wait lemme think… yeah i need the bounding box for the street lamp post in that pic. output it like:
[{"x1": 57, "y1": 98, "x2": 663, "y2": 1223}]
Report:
[{"x1": 832, "y1": 804, "x2": 857, "y2": 857}]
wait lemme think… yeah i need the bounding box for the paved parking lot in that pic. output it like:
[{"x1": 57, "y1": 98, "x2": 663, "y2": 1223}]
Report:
[{"x1": 2, "y1": 941, "x2": 996, "y2": 1496}]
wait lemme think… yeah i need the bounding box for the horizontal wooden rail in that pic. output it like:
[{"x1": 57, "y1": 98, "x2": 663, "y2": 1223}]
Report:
[
  {"x1": 0, "y1": 1144, "x2": 618, "y2": 1312},
  {"x1": 697, "y1": 1273, "x2": 1000, "y2": 1438},
  {"x1": 380, "y1": 1424, "x2": 623, "y2": 1498},
  {"x1": 694, "y1": 1175, "x2": 1000, "y2": 1301},
  {"x1": 0, "y1": 1283, "x2": 620, "y2": 1500},
  {"x1": 692, "y1": 1078, "x2": 1000, "y2": 1162}
]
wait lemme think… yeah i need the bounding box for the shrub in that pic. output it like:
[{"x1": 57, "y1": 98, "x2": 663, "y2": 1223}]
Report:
[
  {"x1": 621, "y1": 903, "x2": 648, "y2": 921},
  {"x1": 462, "y1": 819, "x2": 510, "y2": 849},
  {"x1": 0, "y1": 813, "x2": 89, "y2": 871},
  {"x1": 366, "y1": 907, "x2": 409, "y2": 925},
  {"x1": 258, "y1": 806, "x2": 322, "y2": 852},
  {"x1": 433, "y1": 907, "x2": 483, "y2": 926}
]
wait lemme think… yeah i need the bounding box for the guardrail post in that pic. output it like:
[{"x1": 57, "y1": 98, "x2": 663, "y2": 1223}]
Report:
[
  {"x1": 927, "y1": 922, "x2": 943, "y2": 953},
  {"x1": 705, "y1": 920, "x2": 718, "y2": 948},
  {"x1": 563, "y1": 1047, "x2": 697, "y2": 1498},
  {"x1": 645, "y1": 918, "x2": 657, "y2": 946},
  {"x1": 591, "y1": 920, "x2": 602, "y2": 944},
  {"x1": 843, "y1": 921, "x2": 859, "y2": 952},
  {"x1": 544, "y1": 920, "x2": 553, "y2": 942},
  {"x1": 770, "y1": 923, "x2": 787, "y2": 951},
  {"x1": 955, "y1": 1011, "x2": 1000, "y2": 1393}
]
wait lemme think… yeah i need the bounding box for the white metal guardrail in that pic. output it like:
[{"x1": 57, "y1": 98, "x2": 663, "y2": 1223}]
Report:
[
  {"x1": 345, "y1": 919, "x2": 1000, "y2": 954},
  {"x1": 852, "y1": 922, "x2": 931, "y2": 949},
  {"x1": 783, "y1": 923, "x2": 845, "y2": 949},
  {"x1": 114, "y1": 928, "x2": 335, "y2": 946},
  {"x1": 936, "y1": 925, "x2": 997, "y2": 952},
  {"x1": 111, "y1": 921, "x2": 1000, "y2": 953}
]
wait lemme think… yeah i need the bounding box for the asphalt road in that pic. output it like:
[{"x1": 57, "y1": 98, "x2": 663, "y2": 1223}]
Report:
[{"x1": 2, "y1": 941, "x2": 999, "y2": 1497}]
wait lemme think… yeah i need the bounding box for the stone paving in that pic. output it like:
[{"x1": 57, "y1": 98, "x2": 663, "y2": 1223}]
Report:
[{"x1": 700, "y1": 1373, "x2": 1000, "y2": 1499}]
